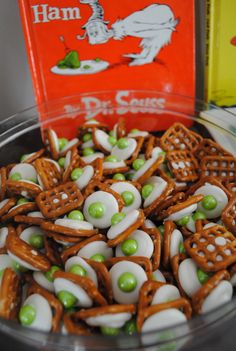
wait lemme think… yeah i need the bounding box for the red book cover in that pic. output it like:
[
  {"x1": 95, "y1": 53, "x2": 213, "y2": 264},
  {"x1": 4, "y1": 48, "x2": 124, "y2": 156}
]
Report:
[{"x1": 18, "y1": 0, "x2": 196, "y2": 136}]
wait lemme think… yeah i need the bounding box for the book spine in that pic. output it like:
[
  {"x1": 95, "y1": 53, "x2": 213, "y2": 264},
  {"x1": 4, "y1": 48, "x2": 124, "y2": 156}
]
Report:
[{"x1": 18, "y1": 0, "x2": 46, "y2": 105}]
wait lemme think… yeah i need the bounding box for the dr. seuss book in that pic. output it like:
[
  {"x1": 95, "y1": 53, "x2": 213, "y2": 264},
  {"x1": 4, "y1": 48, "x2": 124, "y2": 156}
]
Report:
[
  {"x1": 205, "y1": 0, "x2": 236, "y2": 107},
  {"x1": 18, "y1": 0, "x2": 196, "y2": 136}
]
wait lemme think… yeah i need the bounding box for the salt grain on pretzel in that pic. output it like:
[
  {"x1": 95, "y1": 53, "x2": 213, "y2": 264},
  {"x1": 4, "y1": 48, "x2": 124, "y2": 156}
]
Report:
[{"x1": 200, "y1": 155, "x2": 236, "y2": 180}]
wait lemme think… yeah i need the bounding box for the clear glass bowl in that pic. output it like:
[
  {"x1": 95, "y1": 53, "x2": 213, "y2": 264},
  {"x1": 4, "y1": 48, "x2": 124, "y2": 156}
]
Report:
[{"x1": 0, "y1": 91, "x2": 236, "y2": 351}]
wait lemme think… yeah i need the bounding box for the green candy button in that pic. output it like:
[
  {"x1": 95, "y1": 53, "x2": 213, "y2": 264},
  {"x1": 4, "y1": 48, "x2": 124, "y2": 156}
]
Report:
[
  {"x1": 141, "y1": 184, "x2": 154, "y2": 200},
  {"x1": 113, "y1": 173, "x2": 126, "y2": 181},
  {"x1": 58, "y1": 138, "x2": 68, "y2": 151},
  {"x1": 57, "y1": 291, "x2": 77, "y2": 309},
  {"x1": 197, "y1": 269, "x2": 210, "y2": 285},
  {"x1": 58, "y1": 157, "x2": 65, "y2": 168},
  {"x1": 71, "y1": 168, "x2": 83, "y2": 181},
  {"x1": 117, "y1": 138, "x2": 129, "y2": 149},
  {"x1": 10, "y1": 172, "x2": 22, "y2": 181},
  {"x1": 17, "y1": 198, "x2": 29, "y2": 205},
  {"x1": 69, "y1": 264, "x2": 87, "y2": 276},
  {"x1": 44, "y1": 266, "x2": 60, "y2": 282},
  {"x1": 83, "y1": 148, "x2": 95, "y2": 156},
  {"x1": 121, "y1": 239, "x2": 138, "y2": 256},
  {"x1": 29, "y1": 234, "x2": 44, "y2": 250},
  {"x1": 118, "y1": 272, "x2": 137, "y2": 292},
  {"x1": 88, "y1": 202, "x2": 105, "y2": 219},
  {"x1": 101, "y1": 326, "x2": 120, "y2": 336},
  {"x1": 105, "y1": 155, "x2": 119, "y2": 163},
  {"x1": 124, "y1": 318, "x2": 137, "y2": 335},
  {"x1": 90, "y1": 254, "x2": 105, "y2": 262},
  {"x1": 82, "y1": 133, "x2": 92, "y2": 142},
  {"x1": 111, "y1": 212, "x2": 126, "y2": 226},
  {"x1": 68, "y1": 210, "x2": 84, "y2": 221},
  {"x1": 19, "y1": 305, "x2": 36, "y2": 326},
  {"x1": 122, "y1": 191, "x2": 134, "y2": 206},
  {"x1": 108, "y1": 136, "x2": 117, "y2": 146},
  {"x1": 132, "y1": 159, "x2": 145, "y2": 171},
  {"x1": 176, "y1": 216, "x2": 190, "y2": 226},
  {"x1": 202, "y1": 195, "x2": 217, "y2": 210}
]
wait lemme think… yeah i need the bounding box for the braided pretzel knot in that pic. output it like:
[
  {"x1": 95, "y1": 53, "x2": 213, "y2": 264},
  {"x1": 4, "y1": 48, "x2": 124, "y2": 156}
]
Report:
[
  {"x1": 2, "y1": 202, "x2": 38, "y2": 222},
  {"x1": 184, "y1": 225, "x2": 236, "y2": 272},
  {"x1": 84, "y1": 259, "x2": 113, "y2": 304},
  {"x1": 107, "y1": 209, "x2": 145, "y2": 247},
  {"x1": 75, "y1": 304, "x2": 136, "y2": 321},
  {"x1": 35, "y1": 158, "x2": 61, "y2": 189},
  {"x1": 63, "y1": 313, "x2": 92, "y2": 335},
  {"x1": 61, "y1": 234, "x2": 106, "y2": 263},
  {"x1": 6, "y1": 180, "x2": 42, "y2": 199},
  {"x1": 194, "y1": 138, "x2": 232, "y2": 160},
  {"x1": 53, "y1": 271, "x2": 107, "y2": 306},
  {"x1": 166, "y1": 150, "x2": 199, "y2": 182},
  {"x1": 6, "y1": 226, "x2": 51, "y2": 271},
  {"x1": 41, "y1": 220, "x2": 98, "y2": 238},
  {"x1": 36, "y1": 182, "x2": 84, "y2": 219},
  {"x1": 137, "y1": 298, "x2": 192, "y2": 332},
  {"x1": 222, "y1": 196, "x2": 236, "y2": 234},
  {"x1": 200, "y1": 156, "x2": 236, "y2": 180},
  {"x1": 0, "y1": 167, "x2": 7, "y2": 201},
  {"x1": 0, "y1": 268, "x2": 22, "y2": 320},
  {"x1": 191, "y1": 270, "x2": 230, "y2": 314},
  {"x1": 27, "y1": 280, "x2": 63, "y2": 332},
  {"x1": 160, "y1": 123, "x2": 202, "y2": 152},
  {"x1": 105, "y1": 256, "x2": 153, "y2": 280}
]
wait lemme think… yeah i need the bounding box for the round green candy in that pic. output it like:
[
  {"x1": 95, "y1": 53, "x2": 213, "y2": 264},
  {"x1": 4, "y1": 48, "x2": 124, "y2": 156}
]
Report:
[
  {"x1": 202, "y1": 195, "x2": 217, "y2": 210},
  {"x1": 132, "y1": 159, "x2": 145, "y2": 171},
  {"x1": 113, "y1": 173, "x2": 126, "y2": 181},
  {"x1": 71, "y1": 168, "x2": 83, "y2": 181},
  {"x1": 192, "y1": 211, "x2": 206, "y2": 221},
  {"x1": 0, "y1": 269, "x2": 4, "y2": 278},
  {"x1": 122, "y1": 191, "x2": 135, "y2": 206},
  {"x1": 130, "y1": 129, "x2": 139, "y2": 134},
  {"x1": 111, "y1": 212, "x2": 126, "y2": 226},
  {"x1": 57, "y1": 291, "x2": 77, "y2": 309},
  {"x1": 100, "y1": 326, "x2": 120, "y2": 336},
  {"x1": 28, "y1": 178, "x2": 38, "y2": 184},
  {"x1": 88, "y1": 202, "x2": 105, "y2": 219},
  {"x1": 13, "y1": 261, "x2": 28, "y2": 273},
  {"x1": 44, "y1": 266, "x2": 60, "y2": 282},
  {"x1": 105, "y1": 155, "x2": 119, "y2": 163},
  {"x1": 17, "y1": 198, "x2": 29, "y2": 206},
  {"x1": 109, "y1": 130, "x2": 115, "y2": 137},
  {"x1": 58, "y1": 157, "x2": 65, "y2": 168},
  {"x1": 69, "y1": 264, "x2": 87, "y2": 277},
  {"x1": 121, "y1": 239, "x2": 138, "y2": 256},
  {"x1": 176, "y1": 216, "x2": 190, "y2": 226},
  {"x1": 19, "y1": 305, "x2": 36, "y2": 326},
  {"x1": 179, "y1": 242, "x2": 186, "y2": 254},
  {"x1": 68, "y1": 210, "x2": 84, "y2": 221},
  {"x1": 10, "y1": 172, "x2": 22, "y2": 181},
  {"x1": 82, "y1": 133, "x2": 92, "y2": 142},
  {"x1": 29, "y1": 234, "x2": 44, "y2": 250},
  {"x1": 117, "y1": 138, "x2": 129, "y2": 149},
  {"x1": 124, "y1": 318, "x2": 137, "y2": 335},
  {"x1": 82, "y1": 148, "x2": 95, "y2": 156},
  {"x1": 90, "y1": 254, "x2": 105, "y2": 262},
  {"x1": 118, "y1": 272, "x2": 137, "y2": 292},
  {"x1": 108, "y1": 136, "x2": 117, "y2": 146},
  {"x1": 126, "y1": 173, "x2": 134, "y2": 181},
  {"x1": 197, "y1": 269, "x2": 210, "y2": 285},
  {"x1": 58, "y1": 138, "x2": 69, "y2": 151},
  {"x1": 141, "y1": 184, "x2": 154, "y2": 200},
  {"x1": 20, "y1": 155, "x2": 28, "y2": 162},
  {"x1": 158, "y1": 225, "x2": 165, "y2": 236}
]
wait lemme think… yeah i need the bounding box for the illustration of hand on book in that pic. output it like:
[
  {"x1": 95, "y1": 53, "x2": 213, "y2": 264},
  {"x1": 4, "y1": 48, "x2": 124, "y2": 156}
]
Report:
[{"x1": 51, "y1": 36, "x2": 109, "y2": 75}]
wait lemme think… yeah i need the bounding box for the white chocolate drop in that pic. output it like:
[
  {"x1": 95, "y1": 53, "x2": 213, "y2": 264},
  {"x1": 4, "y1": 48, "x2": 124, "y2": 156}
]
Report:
[
  {"x1": 110, "y1": 181, "x2": 141, "y2": 213},
  {"x1": 151, "y1": 285, "x2": 181, "y2": 305},
  {"x1": 86, "y1": 312, "x2": 132, "y2": 328},
  {"x1": 178, "y1": 258, "x2": 202, "y2": 297},
  {"x1": 201, "y1": 281, "x2": 233, "y2": 314},
  {"x1": 115, "y1": 229, "x2": 154, "y2": 258},
  {"x1": 107, "y1": 210, "x2": 139, "y2": 240}
]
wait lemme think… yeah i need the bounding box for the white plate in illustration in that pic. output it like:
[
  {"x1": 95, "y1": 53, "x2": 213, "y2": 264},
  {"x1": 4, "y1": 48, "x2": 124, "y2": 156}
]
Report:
[{"x1": 51, "y1": 60, "x2": 109, "y2": 75}]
